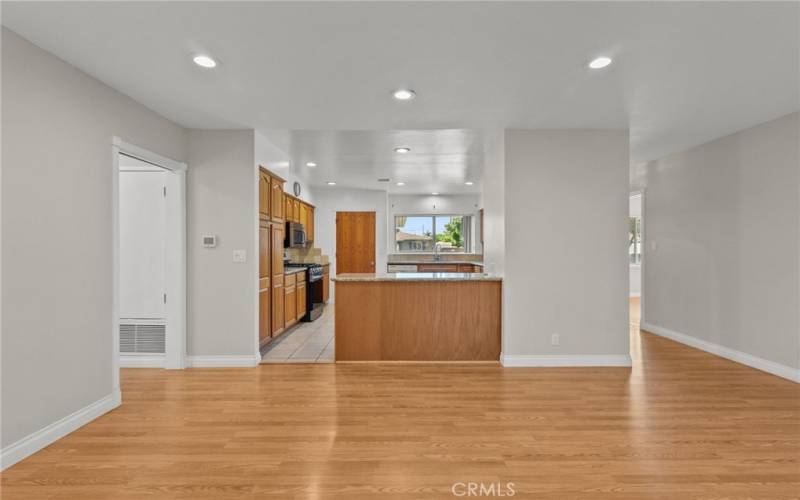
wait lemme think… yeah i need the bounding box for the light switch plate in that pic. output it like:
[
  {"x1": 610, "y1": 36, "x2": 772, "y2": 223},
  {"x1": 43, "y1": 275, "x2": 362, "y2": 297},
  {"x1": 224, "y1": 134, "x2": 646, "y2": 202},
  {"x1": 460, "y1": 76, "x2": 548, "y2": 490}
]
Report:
[{"x1": 232, "y1": 249, "x2": 247, "y2": 263}]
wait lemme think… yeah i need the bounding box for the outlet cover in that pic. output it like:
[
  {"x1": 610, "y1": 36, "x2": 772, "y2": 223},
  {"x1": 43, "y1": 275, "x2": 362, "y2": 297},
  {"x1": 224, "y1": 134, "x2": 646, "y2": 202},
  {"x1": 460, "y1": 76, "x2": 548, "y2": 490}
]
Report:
[
  {"x1": 551, "y1": 334, "x2": 560, "y2": 346},
  {"x1": 232, "y1": 249, "x2": 247, "y2": 263}
]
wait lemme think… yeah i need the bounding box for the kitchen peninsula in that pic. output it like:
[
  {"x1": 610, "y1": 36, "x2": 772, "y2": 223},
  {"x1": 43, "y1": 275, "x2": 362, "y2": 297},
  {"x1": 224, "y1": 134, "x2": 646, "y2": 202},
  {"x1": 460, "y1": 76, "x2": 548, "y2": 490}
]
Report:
[{"x1": 333, "y1": 273, "x2": 502, "y2": 361}]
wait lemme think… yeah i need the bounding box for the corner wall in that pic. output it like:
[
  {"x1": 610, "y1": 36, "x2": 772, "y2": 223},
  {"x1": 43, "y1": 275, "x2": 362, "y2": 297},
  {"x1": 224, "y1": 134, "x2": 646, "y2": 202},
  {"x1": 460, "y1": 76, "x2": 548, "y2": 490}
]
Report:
[
  {"x1": 639, "y1": 112, "x2": 800, "y2": 380},
  {"x1": 1, "y1": 28, "x2": 186, "y2": 459},
  {"x1": 502, "y1": 129, "x2": 630, "y2": 365}
]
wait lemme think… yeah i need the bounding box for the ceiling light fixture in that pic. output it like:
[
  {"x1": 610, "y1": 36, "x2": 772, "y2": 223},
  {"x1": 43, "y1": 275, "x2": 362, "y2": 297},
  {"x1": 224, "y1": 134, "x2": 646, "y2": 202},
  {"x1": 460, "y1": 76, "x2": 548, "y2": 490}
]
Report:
[
  {"x1": 464, "y1": 181, "x2": 474, "y2": 186},
  {"x1": 394, "y1": 147, "x2": 411, "y2": 154},
  {"x1": 588, "y1": 56, "x2": 612, "y2": 69},
  {"x1": 392, "y1": 89, "x2": 416, "y2": 101},
  {"x1": 193, "y1": 55, "x2": 217, "y2": 68},
  {"x1": 396, "y1": 182, "x2": 405, "y2": 186},
  {"x1": 326, "y1": 181, "x2": 336, "y2": 186},
  {"x1": 431, "y1": 192, "x2": 439, "y2": 196},
  {"x1": 306, "y1": 162, "x2": 317, "y2": 167}
]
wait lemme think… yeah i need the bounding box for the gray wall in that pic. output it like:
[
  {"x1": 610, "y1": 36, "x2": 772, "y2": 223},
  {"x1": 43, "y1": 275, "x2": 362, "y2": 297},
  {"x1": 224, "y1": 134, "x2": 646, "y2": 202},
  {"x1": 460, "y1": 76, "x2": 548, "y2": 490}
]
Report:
[
  {"x1": 186, "y1": 130, "x2": 256, "y2": 357},
  {"x1": 1, "y1": 28, "x2": 187, "y2": 447},
  {"x1": 503, "y1": 130, "x2": 630, "y2": 360},
  {"x1": 481, "y1": 130, "x2": 506, "y2": 277},
  {"x1": 639, "y1": 112, "x2": 800, "y2": 370}
]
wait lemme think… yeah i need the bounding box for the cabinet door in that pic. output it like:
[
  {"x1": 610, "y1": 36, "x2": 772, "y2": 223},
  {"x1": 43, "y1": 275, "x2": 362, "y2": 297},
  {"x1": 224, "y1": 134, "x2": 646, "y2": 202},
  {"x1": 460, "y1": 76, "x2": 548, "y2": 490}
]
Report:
[
  {"x1": 298, "y1": 203, "x2": 307, "y2": 229},
  {"x1": 271, "y1": 224, "x2": 285, "y2": 336},
  {"x1": 259, "y1": 224, "x2": 270, "y2": 279},
  {"x1": 259, "y1": 173, "x2": 270, "y2": 219},
  {"x1": 457, "y1": 264, "x2": 474, "y2": 273},
  {"x1": 306, "y1": 206, "x2": 314, "y2": 242},
  {"x1": 285, "y1": 196, "x2": 293, "y2": 222},
  {"x1": 285, "y1": 284, "x2": 297, "y2": 328},
  {"x1": 417, "y1": 263, "x2": 459, "y2": 272},
  {"x1": 296, "y1": 279, "x2": 306, "y2": 320},
  {"x1": 271, "y1": 178, "x2": 284, "y2": 221},
  {"x1": 293, "y1": 199, "x2": 300, "y2": 222},
  {"x1": 322, "y1": 269, "x2": 330, "y2": 303},
  {"x1": 259, "y1": 288, "x2": 270, "y2": 347}
]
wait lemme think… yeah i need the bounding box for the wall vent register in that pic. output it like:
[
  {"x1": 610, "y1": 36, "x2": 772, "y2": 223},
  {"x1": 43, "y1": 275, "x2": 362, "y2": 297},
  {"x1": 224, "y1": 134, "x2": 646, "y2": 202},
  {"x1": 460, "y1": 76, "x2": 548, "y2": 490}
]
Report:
[{"x1": 120, "y1": 322, "x2": 166, "y2": 354}]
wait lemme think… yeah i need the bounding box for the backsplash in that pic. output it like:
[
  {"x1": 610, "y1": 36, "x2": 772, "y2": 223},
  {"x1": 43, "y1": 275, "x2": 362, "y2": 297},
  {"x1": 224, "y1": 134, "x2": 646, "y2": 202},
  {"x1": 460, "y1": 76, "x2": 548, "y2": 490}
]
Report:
[
  {"x1": 387, "y1": 253, "x2": 483, "y2": 263},
  {"x1": 287, "y1": 246, "x2": 330, "y2": 265}
]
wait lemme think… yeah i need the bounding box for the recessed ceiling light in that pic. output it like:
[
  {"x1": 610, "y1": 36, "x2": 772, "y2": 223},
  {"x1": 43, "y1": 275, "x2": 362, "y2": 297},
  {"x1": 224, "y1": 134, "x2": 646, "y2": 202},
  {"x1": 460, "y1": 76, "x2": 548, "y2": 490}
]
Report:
[
  {"x1": 392, "y1": 89, "x2": 416, "y2": 101},
  {"x1": 464, "y1": 181, "x2": 474, "y2": 186},
  {"x1": 431, "y1": 192, "x2": 439, "y2": 196},
  {"x1": 394, "y1": 147, "x2": 411, "y2": 154},
  {"x1": 396, "y1": 182, "x2": 405, "y2": 186},
  {"x1": 588, "y1": 56, "x2": 612, "y2": 69},
  {"x1": 193, "y1": 55, "x2": 217, "y2": 68},
  {"x1": 306, "y1": 162, "x2": 317, "y2": 167},
  {"x1": 326, "y1": 181, "x2": 336, "y2": 186}
]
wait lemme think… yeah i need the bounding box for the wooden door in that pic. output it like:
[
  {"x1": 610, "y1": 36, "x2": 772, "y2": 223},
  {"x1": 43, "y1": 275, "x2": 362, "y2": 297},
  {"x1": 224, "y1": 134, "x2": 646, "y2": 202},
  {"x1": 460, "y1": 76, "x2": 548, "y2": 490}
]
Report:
[
  {"x1": 336, "y1": 211, "x2": 376, "y2": 273},
  {"x1": 284, "y1": 274, "x2": 297, "y2": 328},
  {"x1": 296, "y1": 276, "x2": 306, "y2": 320},
  {"x1": 271, "y1": 223, "x2": 285, "y2": 336},
  {"x1": 306, "y1": 206, "x2": 315, "y2": 242},
  {"x1": 259, "y1": 172, "x2": 270, "y2": 220},
  {"x1": 271, "y1": 178, "x2": 284, "y2": 222},
  {"x1": 259, "y1": 223, "x2": 271, "y2": 346}
]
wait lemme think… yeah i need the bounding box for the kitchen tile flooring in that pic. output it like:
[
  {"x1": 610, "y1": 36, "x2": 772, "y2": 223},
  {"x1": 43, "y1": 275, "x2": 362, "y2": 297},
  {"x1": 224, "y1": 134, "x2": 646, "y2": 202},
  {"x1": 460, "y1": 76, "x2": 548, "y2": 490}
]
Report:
[{"x1": 261, "y1": 307, "x2": 334, "y2": 363}]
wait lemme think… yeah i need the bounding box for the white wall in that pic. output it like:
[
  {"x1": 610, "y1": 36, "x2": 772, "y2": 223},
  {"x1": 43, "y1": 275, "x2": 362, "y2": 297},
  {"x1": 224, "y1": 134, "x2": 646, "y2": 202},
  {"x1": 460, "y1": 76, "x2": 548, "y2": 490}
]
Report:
[
  {"x1": 254, "y1": 131, "x2": 315, "y2": 206},
  {"x1": 639, "y1": 112, "x2": 800, "y2": 376},
  {"x1": 503, "y1": 129, "x2": 630, "y2": 364},
  {"x1": 629, "y1": 194, "x2": 642, "y2": 298},
  {"x1": 481, "y1": 130, "x2": 505, "y2": 276},
  {"x1": 1, "y1": 28, "x2": 187, "y2": 452},
  {"x1": 119, "y1": 170, "x2": 167, "y2": 319},
  {"x1": 388, "y1": 194, "x2": 481, "y2": 254},
  {"x1": 186, "y1": 130, "x2": 256, "y2": 358},
  {"x1": 312, "y1": 187, "x2": 389, "y2": 300}
]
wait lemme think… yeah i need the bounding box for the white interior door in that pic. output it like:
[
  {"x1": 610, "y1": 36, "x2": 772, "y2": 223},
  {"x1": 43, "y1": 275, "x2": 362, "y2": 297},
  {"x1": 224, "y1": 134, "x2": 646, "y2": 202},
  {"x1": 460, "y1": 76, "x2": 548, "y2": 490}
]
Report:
[{"x1": 119, "y1": 169, "x2": 166, "y2": 319}]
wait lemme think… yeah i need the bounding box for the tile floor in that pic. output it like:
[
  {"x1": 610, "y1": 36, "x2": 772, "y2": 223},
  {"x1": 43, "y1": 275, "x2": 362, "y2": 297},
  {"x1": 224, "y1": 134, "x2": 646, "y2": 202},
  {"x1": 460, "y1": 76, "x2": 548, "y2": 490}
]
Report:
[{"x1": 261, "y1": 306, "x2": 334, "y2": 363}]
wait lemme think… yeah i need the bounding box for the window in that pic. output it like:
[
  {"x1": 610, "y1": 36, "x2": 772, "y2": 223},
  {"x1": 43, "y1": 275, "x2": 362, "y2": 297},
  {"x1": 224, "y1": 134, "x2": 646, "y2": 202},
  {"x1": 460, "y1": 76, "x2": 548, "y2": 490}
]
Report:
[
  {"x1": 629, "y1": 216, "x2": 642, "y2": 265},
  {"x1": 395, "y1": 215, "x2": 471, "y2": 253}
]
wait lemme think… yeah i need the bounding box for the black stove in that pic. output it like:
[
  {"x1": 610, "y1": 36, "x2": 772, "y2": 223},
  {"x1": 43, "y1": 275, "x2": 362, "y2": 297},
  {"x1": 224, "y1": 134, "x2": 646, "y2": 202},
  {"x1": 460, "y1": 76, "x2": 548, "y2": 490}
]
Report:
[{"x1": 286, "y1": 262, "x2": 324, "y2": 282}]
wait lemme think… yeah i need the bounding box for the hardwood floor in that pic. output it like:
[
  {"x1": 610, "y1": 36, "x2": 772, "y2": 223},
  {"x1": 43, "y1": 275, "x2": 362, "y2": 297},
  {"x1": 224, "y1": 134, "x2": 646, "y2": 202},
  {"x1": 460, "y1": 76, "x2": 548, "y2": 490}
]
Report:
[{"x1": 3, "y1": 299, "x2": 799, "y2": 499}]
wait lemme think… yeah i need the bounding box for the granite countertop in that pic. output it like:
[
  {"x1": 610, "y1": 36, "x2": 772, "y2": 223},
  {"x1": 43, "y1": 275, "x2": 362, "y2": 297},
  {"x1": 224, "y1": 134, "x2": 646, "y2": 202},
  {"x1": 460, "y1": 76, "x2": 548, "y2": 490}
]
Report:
[
  {"x1": 333, "y1": 272, "x2": 502, "y2": 282},
  {"x1": 284, "y1": 267, "x2": 306, "y2": 276}
]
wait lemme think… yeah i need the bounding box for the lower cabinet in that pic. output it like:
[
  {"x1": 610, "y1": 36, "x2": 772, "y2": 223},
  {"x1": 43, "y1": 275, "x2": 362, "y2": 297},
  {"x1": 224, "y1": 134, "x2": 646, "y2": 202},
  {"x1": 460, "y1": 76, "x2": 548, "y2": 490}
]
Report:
[
  {"x1": 259, "y1": 282, "x2": 270, "y2": 348},
  {"x1": 285, "y1": 273, "x2": 297, "y2": 328},
  {"x1": 271, "y1": 274, "x2": 284, "y2": 337},
  {"x1": 296, "y1": 278, "x2": 307, "y2": 320},
  {"x1": 322, "y1": 266, "x2": 330, "y2": 303}
]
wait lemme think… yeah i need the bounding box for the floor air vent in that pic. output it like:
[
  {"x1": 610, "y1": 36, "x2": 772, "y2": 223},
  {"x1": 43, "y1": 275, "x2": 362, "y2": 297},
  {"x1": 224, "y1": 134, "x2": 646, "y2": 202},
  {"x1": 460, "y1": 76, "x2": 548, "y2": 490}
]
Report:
[{"x1": 120, "y1": 322, "x2": 166, "y2": 353}]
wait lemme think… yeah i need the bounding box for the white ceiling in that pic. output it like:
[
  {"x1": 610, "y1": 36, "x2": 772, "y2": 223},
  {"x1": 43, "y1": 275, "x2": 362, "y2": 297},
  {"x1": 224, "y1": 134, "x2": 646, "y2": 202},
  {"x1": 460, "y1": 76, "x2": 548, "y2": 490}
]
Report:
[{"x1": 3, "y1": 1, "x2": 798, "y2": 191}]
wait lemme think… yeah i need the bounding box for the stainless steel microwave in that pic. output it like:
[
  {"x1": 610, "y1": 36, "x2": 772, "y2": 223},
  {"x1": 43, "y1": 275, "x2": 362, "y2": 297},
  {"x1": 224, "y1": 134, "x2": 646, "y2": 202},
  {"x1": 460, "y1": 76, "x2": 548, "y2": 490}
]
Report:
[{"x1": 285, "y1": 222, "x2": 306, "y2": 248}]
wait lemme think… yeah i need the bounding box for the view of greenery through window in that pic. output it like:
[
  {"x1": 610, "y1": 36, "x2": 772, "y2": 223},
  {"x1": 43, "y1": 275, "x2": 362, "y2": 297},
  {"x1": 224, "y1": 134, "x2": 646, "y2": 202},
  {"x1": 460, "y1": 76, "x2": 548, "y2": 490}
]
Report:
[
  {"x1": 395, "y1": 215, "x2": 467, "y2": 253},
  {"x1": 629, "y1": 216, "x2": 642, "y2": 265}
]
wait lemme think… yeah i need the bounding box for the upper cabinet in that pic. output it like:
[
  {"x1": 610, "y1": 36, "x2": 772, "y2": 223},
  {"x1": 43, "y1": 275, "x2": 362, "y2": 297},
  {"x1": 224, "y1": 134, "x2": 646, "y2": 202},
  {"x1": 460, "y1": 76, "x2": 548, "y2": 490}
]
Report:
[
  {"x1": 282, "y1": 192, "x2": 315, "y2": 242},
  {"x1": 270, "y1": 176, "x2": 284, "y2": 222},
  {"x1": 259, "y1": 171, "x2": 270, "y2": 220}
]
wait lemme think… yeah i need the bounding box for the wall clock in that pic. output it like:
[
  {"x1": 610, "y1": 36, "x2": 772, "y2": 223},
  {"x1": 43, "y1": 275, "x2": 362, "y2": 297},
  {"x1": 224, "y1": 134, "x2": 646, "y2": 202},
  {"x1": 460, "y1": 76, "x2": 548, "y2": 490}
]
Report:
[{"x1": 293, "y1": 181, "x2": 301, "y2": 197}]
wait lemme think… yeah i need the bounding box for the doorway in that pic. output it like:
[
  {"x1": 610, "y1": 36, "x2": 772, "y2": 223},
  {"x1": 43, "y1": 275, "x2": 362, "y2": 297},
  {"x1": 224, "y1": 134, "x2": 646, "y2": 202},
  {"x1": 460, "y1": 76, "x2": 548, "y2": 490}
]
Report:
[
  {"x1": 112, "y1": 138, "x2": 186, "y2": 393},
  {"x1": 629, "y1": 191, "x2": 644, "y2": 331},
  {"x1": 336, "y1": 211, "x2": 376, "y2": 273}
]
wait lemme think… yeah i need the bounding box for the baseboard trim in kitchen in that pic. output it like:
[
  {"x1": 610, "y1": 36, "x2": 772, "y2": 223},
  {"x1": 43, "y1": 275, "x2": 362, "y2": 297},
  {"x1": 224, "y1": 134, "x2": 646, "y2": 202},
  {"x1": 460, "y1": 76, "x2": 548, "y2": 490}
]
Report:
[
  {"x1": 642, "y1": 322, "x2": 800, "y2": 383},
  {"x1": 501, "y1": 354, "x2": 632, "y2": 367},
  {"x1": 186, "y1": 355, "x2": 261, "y2": 368},
  {"x1": 119, "y1": 354, "x2": 165, "y2": 368},
  {"x1": 1, "y1": 390, "x2": 121, "y2": 471}
]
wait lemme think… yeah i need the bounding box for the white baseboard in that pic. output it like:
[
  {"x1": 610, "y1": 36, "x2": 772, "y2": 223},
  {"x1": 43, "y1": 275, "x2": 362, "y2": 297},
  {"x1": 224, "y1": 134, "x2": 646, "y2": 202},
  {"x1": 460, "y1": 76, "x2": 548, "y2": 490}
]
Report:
[
  {"x1": 186, "y1": 354, "x2": 261, "y2": 368},
  {"x1": 1, "y1": 390, "x2": 121, "y2": 470},
  {"x1": 642, "y1": 321, "x2": 800, "y2": 383},
  {"x1": 629, "y1": 292, "x2": 641, "y2": 298},
  {"x1": 501, "y1": 354, "x2": 632, "y2": 367},
  {"x1": 120, "y1": 354, "x2": 165, "y2": 368}
]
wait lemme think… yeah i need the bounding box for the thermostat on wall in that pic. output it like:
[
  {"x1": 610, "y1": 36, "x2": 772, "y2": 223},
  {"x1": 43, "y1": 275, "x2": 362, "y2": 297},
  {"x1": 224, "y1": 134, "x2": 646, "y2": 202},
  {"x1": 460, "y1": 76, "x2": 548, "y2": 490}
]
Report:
[{"x1": 202, "y1": 235, "x2": 217, "y2": 248}]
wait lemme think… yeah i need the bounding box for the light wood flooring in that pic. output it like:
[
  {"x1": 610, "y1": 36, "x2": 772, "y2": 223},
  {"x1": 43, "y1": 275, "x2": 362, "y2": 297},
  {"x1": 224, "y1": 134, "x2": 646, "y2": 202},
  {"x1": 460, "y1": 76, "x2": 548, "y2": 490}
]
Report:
[{"x1": 2, "y1": 299, "x2": 799, "y2": 499}]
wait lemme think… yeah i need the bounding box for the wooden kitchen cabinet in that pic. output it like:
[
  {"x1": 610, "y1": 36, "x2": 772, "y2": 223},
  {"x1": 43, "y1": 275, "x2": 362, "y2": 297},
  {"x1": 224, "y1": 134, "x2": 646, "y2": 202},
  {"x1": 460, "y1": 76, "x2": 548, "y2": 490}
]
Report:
[
  {"x1": 296, "y1": 273, "x2": 306, "y2": 320},
  {"x1": 259, "y1": 170, "x2": 270, "y2": 220},
  {"x1": 284, "y1": 272, "x2": 297, "y2": 328},
  {"x1": 417, "y1": 263, "x2": 459, "y2": 272},
  {"x1": 271, "y1": 176, "x2": 284, "y2": 222},
  {"x1": 306, "y1": 205, "x2": 314, "y2": 242},
  {"x1": 271, "y1": 222, "x2": 285, "y2": 337},
  {"x1": 322, "y1": 264, "x2": 330, "y2": 303},
  {"x1": 457, "y1": 264, "x2": 475, "y2": 272},
  {"x1": 259, "y1": 287, "x2": 270, "y2": 347}
]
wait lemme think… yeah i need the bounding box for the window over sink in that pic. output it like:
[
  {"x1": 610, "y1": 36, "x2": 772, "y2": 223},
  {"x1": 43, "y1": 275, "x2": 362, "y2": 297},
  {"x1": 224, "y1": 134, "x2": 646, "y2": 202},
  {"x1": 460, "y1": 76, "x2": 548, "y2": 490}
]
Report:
[{"x1": 394, "y1": 214, "x2": 472, "y2": 253}]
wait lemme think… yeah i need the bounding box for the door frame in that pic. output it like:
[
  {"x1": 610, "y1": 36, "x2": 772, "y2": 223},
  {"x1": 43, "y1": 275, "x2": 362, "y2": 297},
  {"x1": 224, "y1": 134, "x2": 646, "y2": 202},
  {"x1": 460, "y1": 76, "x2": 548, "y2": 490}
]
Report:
[
  {"x1": 630, "y1": 189, "x2": 646, "y2": 325},
  {"x1": 112, "y1": 137, "x2": 187, "y2": 391}
]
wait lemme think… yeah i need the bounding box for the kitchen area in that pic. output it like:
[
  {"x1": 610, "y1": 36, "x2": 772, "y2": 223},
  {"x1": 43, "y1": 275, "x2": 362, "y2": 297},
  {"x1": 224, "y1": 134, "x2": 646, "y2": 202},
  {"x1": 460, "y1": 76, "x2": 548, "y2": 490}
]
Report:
[{"x1": 258, "y1": 167, "x2": 332, "y2": 363}]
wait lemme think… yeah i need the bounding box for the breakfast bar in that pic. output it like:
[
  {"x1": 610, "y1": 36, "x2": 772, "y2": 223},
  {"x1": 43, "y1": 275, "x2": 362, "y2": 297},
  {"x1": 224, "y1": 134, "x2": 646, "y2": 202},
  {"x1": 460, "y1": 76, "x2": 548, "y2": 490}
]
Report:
[{"x1": 333, "y1": 273, "x2": 502, "y2": 361}]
